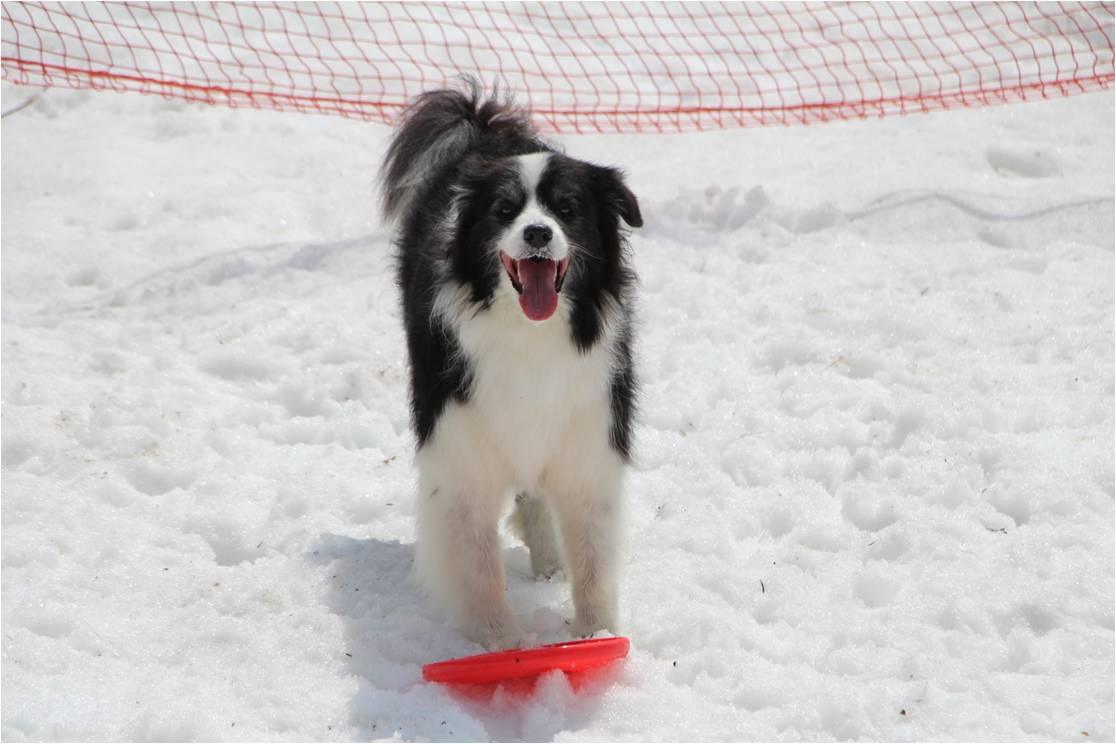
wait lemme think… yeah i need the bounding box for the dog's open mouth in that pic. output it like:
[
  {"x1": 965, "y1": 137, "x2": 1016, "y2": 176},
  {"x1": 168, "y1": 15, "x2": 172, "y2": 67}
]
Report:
[{"x1": 500, "y1": 252, "x2": 571, "y2": 322}]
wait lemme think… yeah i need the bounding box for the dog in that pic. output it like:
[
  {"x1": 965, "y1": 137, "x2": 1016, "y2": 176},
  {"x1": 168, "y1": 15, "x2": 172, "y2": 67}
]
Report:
[{"x1": 381, "y1": 83, "x2": 642, "y2": 649}]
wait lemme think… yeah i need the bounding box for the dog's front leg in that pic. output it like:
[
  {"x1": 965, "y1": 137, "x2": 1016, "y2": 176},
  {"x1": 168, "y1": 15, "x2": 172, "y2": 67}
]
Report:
[
  {"x1": 414, "y1": 446, "x2": 521, "y2": 649},
  {"x1": 547, "y1": 447, "x2": 625, "y2": 637}
]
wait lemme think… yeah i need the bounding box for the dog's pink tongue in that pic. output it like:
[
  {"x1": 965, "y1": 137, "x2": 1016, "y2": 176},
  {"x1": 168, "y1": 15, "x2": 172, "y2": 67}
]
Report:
[{"x1": 516, "y1": 259, "x2": 559, "y2": 321}]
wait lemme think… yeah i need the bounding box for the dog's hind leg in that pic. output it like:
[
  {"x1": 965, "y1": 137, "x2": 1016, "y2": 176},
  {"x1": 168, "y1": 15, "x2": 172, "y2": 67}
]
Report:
[{"x1": 509, "y1": 492, "x2": 564, "y2": 579}]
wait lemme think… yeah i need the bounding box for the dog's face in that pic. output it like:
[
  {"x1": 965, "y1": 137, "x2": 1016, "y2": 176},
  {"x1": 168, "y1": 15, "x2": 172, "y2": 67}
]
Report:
[{"x1": 450, "y1": 151, "x2": 642, "y2": 324}]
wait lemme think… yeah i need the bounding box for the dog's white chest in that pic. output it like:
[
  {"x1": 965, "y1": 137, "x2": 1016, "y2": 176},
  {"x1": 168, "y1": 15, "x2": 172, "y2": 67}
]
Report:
[{"x1": 444, "y1": 293, "x2": 613, "y2": 490}]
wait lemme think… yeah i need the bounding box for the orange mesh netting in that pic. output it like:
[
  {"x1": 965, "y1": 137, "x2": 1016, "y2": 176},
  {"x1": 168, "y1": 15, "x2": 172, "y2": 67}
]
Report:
[{"x1": 2, "y1": 2, "x2": 1113, "y2": 133}]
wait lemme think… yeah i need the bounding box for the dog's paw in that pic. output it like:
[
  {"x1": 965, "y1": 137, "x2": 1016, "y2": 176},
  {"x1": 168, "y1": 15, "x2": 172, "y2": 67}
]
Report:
[
  {"x1": 481, "y1": 630, "x2": 524, "y2": 651},
  {"x1": 462, "y1": 615, "x2": 524, "y2": 650},
  {"x1": 567, "y1": 620, "x2": 599, "y2": 639},
  {"x1": 567, "y1": 604, "x2": 618, "y2": 639},
  {"x1": 530, "y1": 558, "x2": 563, "y2": 581}
]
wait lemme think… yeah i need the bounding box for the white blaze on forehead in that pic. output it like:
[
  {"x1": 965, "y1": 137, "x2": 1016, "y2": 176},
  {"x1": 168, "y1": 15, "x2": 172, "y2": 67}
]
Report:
[
  {"x1": 497, "y1": 151, "x2": 568, "y2": 262},
  {"x1": 516, "y1": 152, "x2": 551, "y2": 197}
]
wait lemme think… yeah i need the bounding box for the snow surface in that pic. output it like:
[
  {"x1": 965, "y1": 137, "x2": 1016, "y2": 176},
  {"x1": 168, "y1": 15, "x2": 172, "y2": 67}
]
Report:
[{"x1": 2, "y1": 83, "x2": 1113, "y2": 741}]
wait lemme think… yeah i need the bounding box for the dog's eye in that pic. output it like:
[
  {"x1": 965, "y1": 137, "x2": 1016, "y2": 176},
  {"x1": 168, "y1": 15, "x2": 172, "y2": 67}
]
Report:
[
  {"x1": 495, "y1": 203, "x2": 516, "y2": 218},
  {"x1": 555, "y1": 200, "x2": 575, "y2": 217}
]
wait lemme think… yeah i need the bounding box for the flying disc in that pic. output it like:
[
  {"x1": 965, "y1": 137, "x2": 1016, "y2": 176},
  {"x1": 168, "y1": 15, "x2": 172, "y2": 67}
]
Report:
[{"x1": 423, "y1": 636, "x2": 630, "y2": 685}]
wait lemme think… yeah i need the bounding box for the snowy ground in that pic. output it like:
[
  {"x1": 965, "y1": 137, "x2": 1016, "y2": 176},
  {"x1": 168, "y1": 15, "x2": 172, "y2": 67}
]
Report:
[{"x1": 2, "y1": 83, "x2": 1113, "y2": 741}]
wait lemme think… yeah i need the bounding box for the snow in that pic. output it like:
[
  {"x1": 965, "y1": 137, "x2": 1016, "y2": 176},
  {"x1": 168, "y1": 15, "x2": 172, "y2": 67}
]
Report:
[{"x1": 2, "y1": 82, "x2": 1113, "y2": 741}]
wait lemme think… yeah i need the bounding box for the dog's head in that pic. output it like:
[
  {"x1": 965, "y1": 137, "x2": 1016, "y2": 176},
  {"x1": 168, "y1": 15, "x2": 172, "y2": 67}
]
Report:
[{"x1": 449, "y1": 151, "x2": 642, "y2": 326}]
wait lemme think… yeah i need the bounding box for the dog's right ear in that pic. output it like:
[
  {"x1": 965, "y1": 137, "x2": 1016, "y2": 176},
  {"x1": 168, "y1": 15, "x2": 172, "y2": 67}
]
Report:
[{"x1": 592, "y1": 165, "x2": 643, "y2": 229}]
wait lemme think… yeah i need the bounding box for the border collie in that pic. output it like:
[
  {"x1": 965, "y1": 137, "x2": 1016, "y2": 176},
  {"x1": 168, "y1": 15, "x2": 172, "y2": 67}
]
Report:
[{"x1": 381, "y1": 83, "x2": 642, "y2": 649}]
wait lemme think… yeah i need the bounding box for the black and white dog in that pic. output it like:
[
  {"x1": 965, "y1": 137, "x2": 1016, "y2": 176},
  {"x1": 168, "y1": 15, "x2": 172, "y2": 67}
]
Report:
[{"x1": 381, "y1": 83, "x2": 642, "y2": 649}]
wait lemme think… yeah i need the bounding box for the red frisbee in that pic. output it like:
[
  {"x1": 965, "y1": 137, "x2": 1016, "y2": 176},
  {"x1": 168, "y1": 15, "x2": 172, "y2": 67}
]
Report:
[{"x1": 423, "y1": 636, "x2": 630, "y2": 685}]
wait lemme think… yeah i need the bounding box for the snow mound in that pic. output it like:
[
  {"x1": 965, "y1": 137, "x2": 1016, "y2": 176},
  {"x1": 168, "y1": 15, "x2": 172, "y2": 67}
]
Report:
[{"x1": 2, "y1": 85, "x2": 1113, "y2": 741}]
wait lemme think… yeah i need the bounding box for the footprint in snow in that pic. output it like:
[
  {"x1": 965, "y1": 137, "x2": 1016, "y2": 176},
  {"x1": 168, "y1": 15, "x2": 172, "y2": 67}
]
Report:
[{"x1": 986, "y1": 146, "x2": 1062, "y2": 178}]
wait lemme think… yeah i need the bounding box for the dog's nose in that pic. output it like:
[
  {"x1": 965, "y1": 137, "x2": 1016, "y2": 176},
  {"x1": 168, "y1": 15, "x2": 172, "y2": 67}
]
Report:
[{"x1": 523, "y1": 224, "x2": 552, "y2": 249}]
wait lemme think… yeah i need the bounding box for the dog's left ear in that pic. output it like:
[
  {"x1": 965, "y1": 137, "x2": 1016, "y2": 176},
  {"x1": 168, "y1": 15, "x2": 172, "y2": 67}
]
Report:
[{"x1": 592, "y1": 165, "x2": 643, "y2": 228}]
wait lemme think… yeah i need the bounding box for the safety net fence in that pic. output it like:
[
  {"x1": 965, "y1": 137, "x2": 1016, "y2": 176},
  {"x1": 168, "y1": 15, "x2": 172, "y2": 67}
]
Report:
[{"x1": 2, "y1": 2, "x2": 1113, "y2": 133}]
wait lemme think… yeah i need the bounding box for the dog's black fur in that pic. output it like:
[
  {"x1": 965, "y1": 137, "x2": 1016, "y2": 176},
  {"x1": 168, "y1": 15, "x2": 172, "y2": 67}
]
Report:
[{"x1": 381, "y1": 83, "x2": 642, "y2": 458}]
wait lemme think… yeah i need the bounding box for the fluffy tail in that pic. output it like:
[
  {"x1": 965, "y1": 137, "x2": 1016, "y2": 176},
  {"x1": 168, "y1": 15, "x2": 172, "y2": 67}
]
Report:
[{"x1": 380, "y1": 79, "x2": 543, "y2": 222}]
